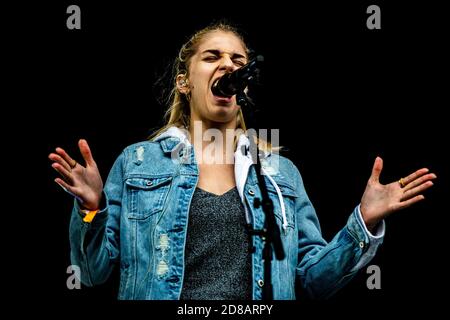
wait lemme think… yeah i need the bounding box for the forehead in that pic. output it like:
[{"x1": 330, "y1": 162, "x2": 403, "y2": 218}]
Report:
[{"x1": 197, "y1": 31, "x2": 247, "y2": 56}]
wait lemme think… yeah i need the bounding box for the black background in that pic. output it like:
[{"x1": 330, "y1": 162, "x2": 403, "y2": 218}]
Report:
[{"x1": 7, "y1": 0, "x2": 449, "y2": 316}]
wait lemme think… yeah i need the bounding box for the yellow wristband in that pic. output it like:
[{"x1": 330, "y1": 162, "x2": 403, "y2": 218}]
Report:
[{"x1": 81, "y1": 209, "x2": 99, "y2": 223}]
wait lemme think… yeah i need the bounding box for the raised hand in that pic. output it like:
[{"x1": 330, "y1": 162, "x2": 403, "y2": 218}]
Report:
[
  {"x1": 360, "y1": 157, "x2": 437, "y2": 231},
  {"x1": 49, "y1": 139, "x2": 103, "y2": 210}
]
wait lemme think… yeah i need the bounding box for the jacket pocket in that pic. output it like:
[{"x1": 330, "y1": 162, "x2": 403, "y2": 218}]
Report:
[{"x1": 125, "y1": 176, "x2": 172, "y2": 220}]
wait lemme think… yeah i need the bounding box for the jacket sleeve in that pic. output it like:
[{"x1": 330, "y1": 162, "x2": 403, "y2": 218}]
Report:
[
  {"x1": 291, "y1": 162, "x2": 384, "y2": 299},
  {"x1": 69, "y1": 151, "x2": 126, "y2": 286}
]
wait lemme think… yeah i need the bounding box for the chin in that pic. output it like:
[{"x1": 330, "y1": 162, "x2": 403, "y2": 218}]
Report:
[
  {"x1": 210, "y1": 103, "x2": 239, "y2": 119},
  {"x1": 202, "y1": 111, "x2": 235, "y2": 125},
  {"x1": 209, "y1": 114, "x2": 237, "y2": 124}
]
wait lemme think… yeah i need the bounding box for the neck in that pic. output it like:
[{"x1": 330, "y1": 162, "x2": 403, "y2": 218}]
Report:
[{"x1": 189, "y1": 119, "x2": 240, "y2": 165}]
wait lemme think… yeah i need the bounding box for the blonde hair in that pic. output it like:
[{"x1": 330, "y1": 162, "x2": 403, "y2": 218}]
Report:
[{"x1": 149, "y1": 22, "x2": 278, "y2": 152}]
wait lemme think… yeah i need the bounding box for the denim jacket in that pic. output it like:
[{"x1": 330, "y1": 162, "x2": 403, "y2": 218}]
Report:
[{"x1": 70, "y1": 127, "x2": 384, "y2": 300}]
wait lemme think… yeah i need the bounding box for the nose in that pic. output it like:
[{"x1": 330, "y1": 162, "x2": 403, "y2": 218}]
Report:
[{"x1": 218, "y1": 55, "x2": 237, "y2": 73}]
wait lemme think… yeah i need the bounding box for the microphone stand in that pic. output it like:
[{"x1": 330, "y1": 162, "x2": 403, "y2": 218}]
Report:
[{"x1": 237, "y1": 84, "x2": 285, "y2": 301}]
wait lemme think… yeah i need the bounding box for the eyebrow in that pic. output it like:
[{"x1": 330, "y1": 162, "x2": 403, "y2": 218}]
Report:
[{"x1": 201, "y1": 49, "x2": 247, "y2": 60}]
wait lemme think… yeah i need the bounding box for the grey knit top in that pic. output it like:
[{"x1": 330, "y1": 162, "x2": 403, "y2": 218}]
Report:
[{"x1": 180, "y1": 186, "x2": 252, "y2": 300}]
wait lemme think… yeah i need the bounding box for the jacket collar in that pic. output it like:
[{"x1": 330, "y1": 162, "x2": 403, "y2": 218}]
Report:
[{"x1": 154, "y1": 127, "x2": 192, "y2": 154}]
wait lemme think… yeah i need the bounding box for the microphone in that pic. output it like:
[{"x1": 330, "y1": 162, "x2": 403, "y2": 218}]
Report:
[{"x1": 211, "y1": 55, "x2": 264, "y2": 98}]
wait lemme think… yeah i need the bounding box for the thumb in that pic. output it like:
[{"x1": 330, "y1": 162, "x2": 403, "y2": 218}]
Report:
[
  {"x1": 370, "y1": 156, "x2": 383, "y2": 183},
  {"x1": 79, "y1": 139, "x2": 95, "y2": 167}
]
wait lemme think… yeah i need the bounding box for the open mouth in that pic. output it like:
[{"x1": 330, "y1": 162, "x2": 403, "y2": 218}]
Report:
[
  {"x1": 211, "y1": 78, "x2": 233, "y2": 103},
  {"x1": 211, "y1": 78, "x2": 233, "y2": 99}
]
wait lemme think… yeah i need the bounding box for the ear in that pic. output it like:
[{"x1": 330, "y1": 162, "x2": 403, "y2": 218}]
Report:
[{"x1": 176, "y1": 74, "x2": 190, "y2": 94}]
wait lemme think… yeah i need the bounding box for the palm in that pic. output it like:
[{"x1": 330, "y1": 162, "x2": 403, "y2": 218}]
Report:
[
  {"x1": 360, "y1": 157, "x2": 436, "y2": 229},
  {"x1": 70, "y1": 161, "x2": 103, "y2": 209},
  {"x1": 49, "y1": 139, "x2": 103, "y2": 210}
]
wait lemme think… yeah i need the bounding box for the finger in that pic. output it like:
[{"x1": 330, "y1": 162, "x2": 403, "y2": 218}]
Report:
[
  {"x1": 404, "y1": 173, "x2": 437, "y2": 191},
  {"x1": 55, "y1": 147, "x2": 77, "y2": 169},
  {"x1": 398, "y1": 195, "x2": 425, "y2": 210},
  {"x1": 401, "y1": 181, "x2": 434, "y2": 201},
  {"x1": 370, "y1": 156, "x2": 383, "y2": 183},
  {"x1": 55, "y1": 178, "x2": 77, "y2": 196},
  {"x1": 402, "y1": 168, "x2": 429, "y2": 186},
  {"x1": 79, "y1": 139, "x2": 95, "y2": 167},
  {"x1": 52, "y1": 162, "x2": 74, "y2": 184},
  {"x1": 48, "y1": 153, "x2": 71, "y2": 172}
]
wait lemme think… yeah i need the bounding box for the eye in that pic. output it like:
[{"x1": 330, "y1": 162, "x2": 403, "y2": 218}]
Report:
[
  {"x1": 204, "y1": 56, "x2": 218, "y2": 62},
  {"x1": 234, "y1": 60, "x2": 246, "y2": 67}
]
